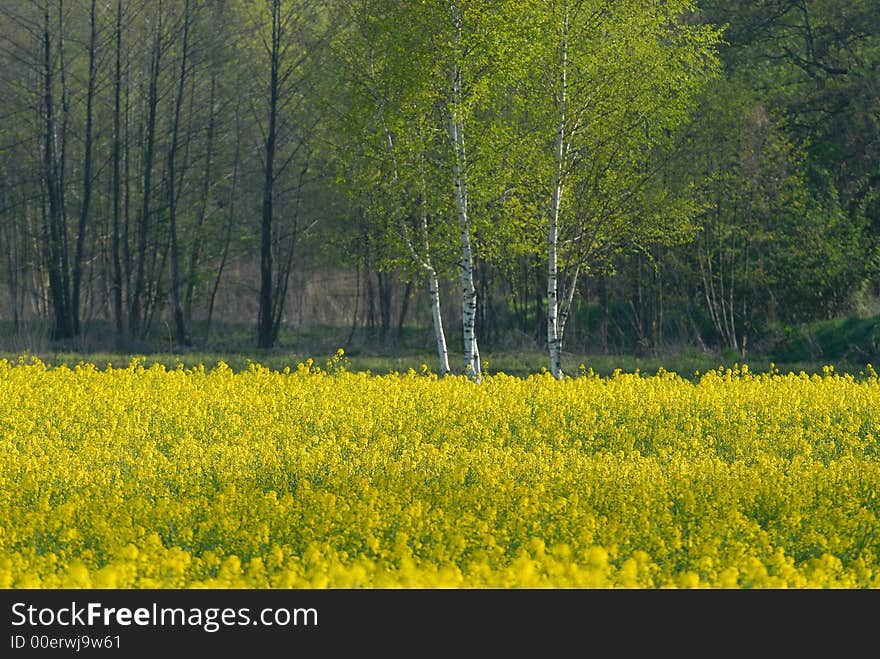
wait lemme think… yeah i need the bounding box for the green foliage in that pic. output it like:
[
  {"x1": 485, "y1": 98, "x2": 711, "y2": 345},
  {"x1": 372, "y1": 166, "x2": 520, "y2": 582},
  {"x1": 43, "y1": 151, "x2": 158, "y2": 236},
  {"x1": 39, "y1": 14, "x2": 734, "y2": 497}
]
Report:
[
  {"x1": 772, "y1": 315, "x2": 880, "y2": 365},
  {"x1": 0, "y1": 0, "x2": 877, "y2": 360},
  {"x1": 697, "y1": 0, "x2": 880, "y2": 312},
  {"x1": 498, "y1": 0, "x2": 724, "y2": 272}
]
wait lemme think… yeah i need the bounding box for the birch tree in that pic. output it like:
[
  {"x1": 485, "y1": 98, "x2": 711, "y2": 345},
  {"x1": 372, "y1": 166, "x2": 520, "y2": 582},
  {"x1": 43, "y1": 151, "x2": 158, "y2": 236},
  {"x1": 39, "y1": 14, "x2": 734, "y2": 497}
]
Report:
[
  {"x1": 376, "y1": 0, "x2": 519, "y2": 382},
  {"x1": 329, "y1": 1, "x2": 454, "y2": 375},
  {"x1": 518, "y1": 0, "x2": 722, "y2": 378},
  {"x1": 328, "y1": 0, "x2": 523, "y2": 379},
  {"x1": 438, "y1": 0, "x2": 562, "y2": 381},
  {"x1": 445, "y1": 1, "x2": 481, "y2": 381}
]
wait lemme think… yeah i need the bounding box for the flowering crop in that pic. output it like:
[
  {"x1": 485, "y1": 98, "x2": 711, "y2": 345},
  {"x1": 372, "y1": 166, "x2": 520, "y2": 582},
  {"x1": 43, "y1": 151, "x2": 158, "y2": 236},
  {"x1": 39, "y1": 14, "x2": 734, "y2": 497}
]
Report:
[{"x1": 1, "y1": 356, "x2": 878, "y2": 588}]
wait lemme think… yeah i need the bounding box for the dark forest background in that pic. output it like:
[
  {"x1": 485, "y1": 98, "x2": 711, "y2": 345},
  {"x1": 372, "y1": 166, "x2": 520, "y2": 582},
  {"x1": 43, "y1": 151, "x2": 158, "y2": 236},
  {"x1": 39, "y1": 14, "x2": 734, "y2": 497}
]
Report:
[{"x1": 1, "y1": 1, "x2": 878, "y2": 372}]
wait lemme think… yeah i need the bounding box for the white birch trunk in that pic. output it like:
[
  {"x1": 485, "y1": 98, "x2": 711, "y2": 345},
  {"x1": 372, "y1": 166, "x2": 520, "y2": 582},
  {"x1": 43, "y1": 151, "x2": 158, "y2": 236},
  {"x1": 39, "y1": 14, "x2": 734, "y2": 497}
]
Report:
[
  {"x1": 427, "y1": 265, "x2": 451, "y2": 376},
  {"x1": 367, "y1": 50, "x2": 451, "y2": 376},
  {"x1": 454, "y1": 171, "x2": 480, "y2": 382},
  {"x1": 548, "y1": 7, "x2": 569, "y2": 380},
  {"x1": 419, "y1": 194, "x2": 451, "y2": 376},
  {"x1": 402, "y1": 198, "x2": 452, "y2": 376},
  {"x1": 449, "y1": 5, "x2": 480, "y2": 382}
]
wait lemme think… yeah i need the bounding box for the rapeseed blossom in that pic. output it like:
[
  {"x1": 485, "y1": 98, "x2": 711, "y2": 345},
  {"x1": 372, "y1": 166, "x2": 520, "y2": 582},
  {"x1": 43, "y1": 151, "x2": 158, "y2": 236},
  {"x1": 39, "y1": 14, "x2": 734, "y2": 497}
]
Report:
[{"x1": 0, "y1": 357, "x2": 878, "y2": 588}]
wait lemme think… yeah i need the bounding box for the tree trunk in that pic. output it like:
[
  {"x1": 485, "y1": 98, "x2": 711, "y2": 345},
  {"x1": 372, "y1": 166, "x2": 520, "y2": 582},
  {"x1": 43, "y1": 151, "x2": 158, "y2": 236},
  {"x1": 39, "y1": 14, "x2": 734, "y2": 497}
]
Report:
[
  {"x1": 413, "y1": 190, "x2": 451, "y2": 376},
  {"x1": 72, "y1": 0, "x2": 97, "y2": 336},
  {"x1": 365, "y1": 35, "x2": 450, "y2": 373},
  {"x1": 56, "y1": 2, "x2": 72, "y2": 333},
  {"x1": 184, "y1": 68, "x2": 217, "y2": 329},
  {"x1": 448, "y1": 5, "x2": 480, "y2": 382},
  {"x1": 346, "y1": 261, "x2": 360, "y2": 346},
  {"x1": 41, "y1": 2, "x2": 73, "y2": 340},
  {"x1": 377, "y1": 269, "x2": 392, "y2": 344},
  {"x1": 111, "y1": 0, "x2": 124, "y2": 340},
  {"x1": 1, "y1": 207, "x2": 20, "y2": 333},
  {"x1": 258, "y1": 0, "x2": 281, "y2": 349},
  {"x1": 130, "y1": 6, "x2": 162, "y2": 339},
  {"x1": 427, "y1": 268, "x2": 451, "y2": 376},
  {"x1": 122, "y1": 49, "x2": 132, "y2": 323},
  {"x1": 398, "y1": 167, "x2": 451, "y2": 376},
  {"x1": 166, "y1": 0, "x2": 192, "y2": 347},
  {"x1": 397, "y1": 279, "x2": 412, "y2": 342},
  {"x1": 547, "y1": 6, "x2": 568, "y2": 380},
  {"x1": 205, "y1": 102, "x2": 242, "y2": 343}
]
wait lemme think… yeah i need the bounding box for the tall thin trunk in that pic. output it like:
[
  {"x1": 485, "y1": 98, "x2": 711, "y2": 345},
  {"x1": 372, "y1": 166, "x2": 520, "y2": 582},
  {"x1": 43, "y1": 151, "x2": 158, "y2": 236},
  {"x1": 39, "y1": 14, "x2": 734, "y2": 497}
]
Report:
[
  {"x1": 56, "y1": 1, "x2": 72, "y2": 332},
  {"x1": 400, "y1": 188, "x2": 451, "y2": 376},
  {"x1": 427, "y1": 270, "x2": 451, "y2": 375},
  {"x1": 448, "y1": 5, "x2": 480, "y2": 382},
  {"x1": 1, "y1": 206, "x2": 20, "y2": 333},
  {"x1": 33, "y1": 195, "x2": 49, "y2": 320},
  {"x1": 258, "y1": 0, "x2": 281, "y2": 349},
  {"x1": 72, "y1": 0, "x2": 97, "y2": 336},
  {"x1": 111, "y1": 0, "x2": 124, "y2": 338},
  {"x1": 122, "y1": 49, "x2": 132, "y2": 313},
  {"x1": 41, "y1": 2, "x2": 72, "y2": 340},
  {"x1": 548, "y1": 6, "x2": 569, "y2": 380},
  {"x1": 377, "y1": 270, "x2": 391, "y2": 343},
  {"x1": 421, "y1": 202, "x2": 451, "y2": 375},
  {"x1": 397, "y1": 279, "x2": 412, "y2": 341},
  {"x1": 130, "y1": 3, "x2": 162, "y2": 339},
  {"x1": 365, "y1": 37, "x2": 449, "y2": 374},
  {"x1": 184, "y1": 69, "x2": 216, "y2": 328},
  {"x1": 205, "y1": 104, "x2": 242, "y2": 343},
  {"x1": 346, "y1": 261, "x2": 361, "y2": 346},
  {"x1": 271, "y1": 158, "x2": 308, "y2": 343},
  {"x1": 166, "y1": 0, "x2": 192, "y2": 346}
]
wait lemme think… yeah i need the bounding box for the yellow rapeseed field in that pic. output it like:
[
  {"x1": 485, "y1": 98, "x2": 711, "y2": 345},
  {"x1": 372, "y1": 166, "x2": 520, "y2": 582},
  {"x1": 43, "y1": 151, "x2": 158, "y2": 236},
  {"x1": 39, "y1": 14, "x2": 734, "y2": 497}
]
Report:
[{"x1": 1, "y1": 353, "x2": 878, "y2": 588}]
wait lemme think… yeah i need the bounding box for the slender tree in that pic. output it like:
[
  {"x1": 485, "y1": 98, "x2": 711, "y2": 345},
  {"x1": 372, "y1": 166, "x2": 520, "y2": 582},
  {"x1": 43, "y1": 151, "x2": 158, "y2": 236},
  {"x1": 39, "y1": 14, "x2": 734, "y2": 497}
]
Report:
[
  {"x1": 329, "y1": 0, "x2": 453, "y2": 374},
  {"x1": 71, "y1": 0, "x2": 98, "y2": 336},
  {"x1": 519, "y1": 0, "x2": 722, "y2": 377},
  {"x1": 40, "y1": 0, "x2": 73, "y2": 340},
  {"x1": 129, "y1": 1, "x2": 164, "y2": 339},
  {"x1": 111, "y1": 0, "x2": 125, "y2": 339},
  {"x1": 166, "y1": 0, "x2": 193, "y2": 346}
]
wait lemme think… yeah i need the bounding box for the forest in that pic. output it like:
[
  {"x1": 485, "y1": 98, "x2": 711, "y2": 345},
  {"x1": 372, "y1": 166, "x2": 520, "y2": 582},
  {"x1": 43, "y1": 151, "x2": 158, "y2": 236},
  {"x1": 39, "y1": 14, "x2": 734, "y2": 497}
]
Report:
[{"x1": 0, "y1": 1, "x2": 878, "y2": 379}]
